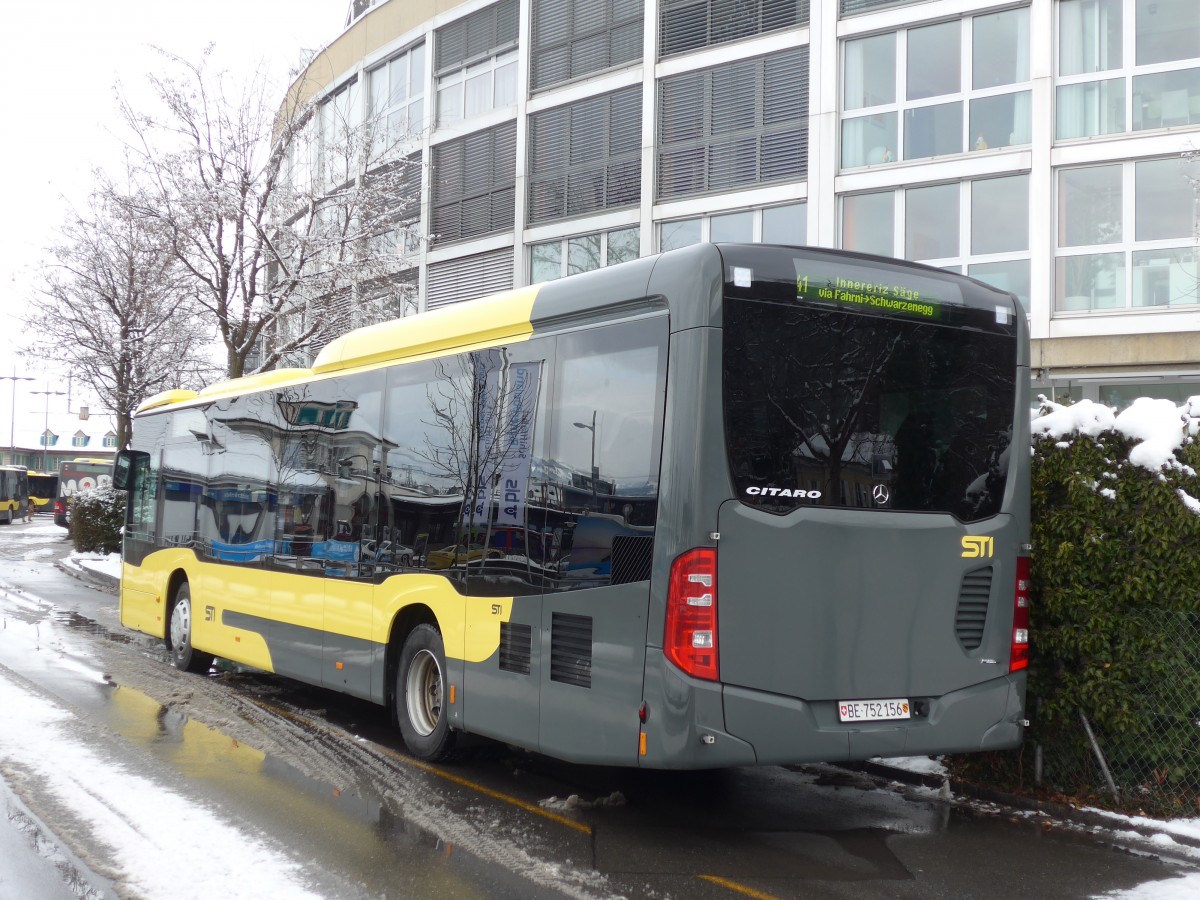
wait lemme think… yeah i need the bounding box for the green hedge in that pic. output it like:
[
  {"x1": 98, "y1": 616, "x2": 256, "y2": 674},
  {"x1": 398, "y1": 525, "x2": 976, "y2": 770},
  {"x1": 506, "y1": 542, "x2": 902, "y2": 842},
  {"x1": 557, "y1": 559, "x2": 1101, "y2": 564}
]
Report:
[
  {"x1": 71, "y1": 484, "x2": 125, "y2": 555},
  {"x1": 951, "y1": 403, "x2": 1200, "y2": 814}
]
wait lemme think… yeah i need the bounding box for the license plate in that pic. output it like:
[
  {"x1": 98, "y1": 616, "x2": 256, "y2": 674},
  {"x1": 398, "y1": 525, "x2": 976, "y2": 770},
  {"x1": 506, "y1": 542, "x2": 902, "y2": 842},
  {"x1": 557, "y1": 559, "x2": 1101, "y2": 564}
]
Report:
[{"x1": 838, "y1": 698, "x2": 911, "y2": 723}]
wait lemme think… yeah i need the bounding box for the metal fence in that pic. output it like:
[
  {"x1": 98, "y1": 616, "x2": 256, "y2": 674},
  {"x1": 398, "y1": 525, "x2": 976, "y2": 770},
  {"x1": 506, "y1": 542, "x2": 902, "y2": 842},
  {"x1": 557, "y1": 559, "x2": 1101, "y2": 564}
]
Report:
[{"x1": 1032, "y1": 610, "x2": 1200, "y2": 817}]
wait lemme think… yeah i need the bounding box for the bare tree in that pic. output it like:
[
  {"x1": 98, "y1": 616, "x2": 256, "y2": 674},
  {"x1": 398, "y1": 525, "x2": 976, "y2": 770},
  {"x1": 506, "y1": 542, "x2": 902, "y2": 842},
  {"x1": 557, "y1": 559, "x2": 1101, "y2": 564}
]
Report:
[
  {"x1": 118, "y1": 48, "x2": 422, "y2": 379},
  {"x1": 28, "y1": 174, "x2": 217, "y2": 448}
]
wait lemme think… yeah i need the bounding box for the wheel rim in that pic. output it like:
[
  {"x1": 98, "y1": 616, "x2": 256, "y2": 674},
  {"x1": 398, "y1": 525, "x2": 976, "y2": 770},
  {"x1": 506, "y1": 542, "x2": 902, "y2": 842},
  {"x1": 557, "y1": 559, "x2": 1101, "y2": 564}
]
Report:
[
  {"x1": 170, "y1": 597, "x2": 192, "y2": 658},
  {"x1": 405, "y1": 649, "x2": 442, "y2": 737}
]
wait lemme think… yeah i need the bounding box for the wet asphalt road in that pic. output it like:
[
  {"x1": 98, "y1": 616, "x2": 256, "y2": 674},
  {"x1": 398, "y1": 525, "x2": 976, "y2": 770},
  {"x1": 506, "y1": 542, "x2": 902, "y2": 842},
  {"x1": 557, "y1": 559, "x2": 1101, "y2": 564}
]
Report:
[{"x1": 1, "y1": 517, "x2": 1198, "y2": 899}]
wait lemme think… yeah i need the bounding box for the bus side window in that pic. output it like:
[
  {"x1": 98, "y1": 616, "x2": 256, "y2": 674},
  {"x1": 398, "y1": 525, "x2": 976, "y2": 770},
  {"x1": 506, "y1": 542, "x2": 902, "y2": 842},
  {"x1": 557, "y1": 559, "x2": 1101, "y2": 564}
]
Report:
[{"x1": 544, "y1": 317, "x2": 667, "y2": 592}]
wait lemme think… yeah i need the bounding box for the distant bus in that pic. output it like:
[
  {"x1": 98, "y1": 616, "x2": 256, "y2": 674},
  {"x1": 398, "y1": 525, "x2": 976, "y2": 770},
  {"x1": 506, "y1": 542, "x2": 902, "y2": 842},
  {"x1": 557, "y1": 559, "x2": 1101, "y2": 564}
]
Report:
[
  {"x1": 0, "y1": 465, "x2": 29, "y2": 524},
  {"x1": 115, "y1": 243, "x2": 1031, "y2": 768},
  {"x1": 27, "y1": 471, "x2": 58, "y2": 515},
  {"x1": 55, "y1": 458, "x2": 114, "y2": 528}
]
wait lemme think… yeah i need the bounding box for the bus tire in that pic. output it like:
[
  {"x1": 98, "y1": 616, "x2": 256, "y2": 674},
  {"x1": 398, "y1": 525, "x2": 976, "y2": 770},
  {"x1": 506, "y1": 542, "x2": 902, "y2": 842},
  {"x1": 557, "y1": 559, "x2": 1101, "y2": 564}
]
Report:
[
  {"x1": 396, "y1": 624, "x2": 457, "y2": 762},
  {"x1": 167, "y1": 583, "x2": 214, "y2": 674}
]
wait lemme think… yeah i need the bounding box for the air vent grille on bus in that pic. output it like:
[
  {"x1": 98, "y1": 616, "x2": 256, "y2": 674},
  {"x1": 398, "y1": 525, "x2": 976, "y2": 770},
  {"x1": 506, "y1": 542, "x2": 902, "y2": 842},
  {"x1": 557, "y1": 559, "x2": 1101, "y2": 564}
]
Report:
[
  {"x1": 611, "y1": 535, "x2": 654, "y2": 585},
  {"x1": 550, "y1": 613, "x2": 592, "y2": 688},
  {"x1": 955, "y1": 566, "x2": 993, "y2": 651},
  {"x1": 499, "y1": 621, "x2": 532, "y2": 675}
]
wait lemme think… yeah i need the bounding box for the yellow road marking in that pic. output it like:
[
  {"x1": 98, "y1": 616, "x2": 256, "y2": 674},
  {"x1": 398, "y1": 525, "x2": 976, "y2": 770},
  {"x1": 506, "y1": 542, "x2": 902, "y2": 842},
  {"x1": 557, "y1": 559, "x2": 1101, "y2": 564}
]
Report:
[
  {"x1": 259, "y1": 701, "x2": 592, "y2": 835},
  {"x1": 698, "y1": 874, "x2": 784, "y2": 900}
]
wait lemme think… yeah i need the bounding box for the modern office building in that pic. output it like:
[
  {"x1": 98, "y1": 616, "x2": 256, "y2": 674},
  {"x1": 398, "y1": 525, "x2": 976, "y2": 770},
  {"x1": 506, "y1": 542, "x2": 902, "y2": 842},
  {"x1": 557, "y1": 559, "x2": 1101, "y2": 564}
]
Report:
[{"x1": 286, "y1": 0, "x2": 1200, "y2": 407}]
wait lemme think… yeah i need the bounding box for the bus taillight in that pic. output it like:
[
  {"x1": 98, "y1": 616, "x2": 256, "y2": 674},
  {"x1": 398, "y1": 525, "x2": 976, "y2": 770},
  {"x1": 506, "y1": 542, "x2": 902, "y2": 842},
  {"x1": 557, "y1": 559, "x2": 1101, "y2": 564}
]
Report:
[
  {"x1": 665, "y1": 548, "x2": 719, "y2": 681},
  {"x1": 1010, "y1": 555, "x2": 1031, "y2": 673}
]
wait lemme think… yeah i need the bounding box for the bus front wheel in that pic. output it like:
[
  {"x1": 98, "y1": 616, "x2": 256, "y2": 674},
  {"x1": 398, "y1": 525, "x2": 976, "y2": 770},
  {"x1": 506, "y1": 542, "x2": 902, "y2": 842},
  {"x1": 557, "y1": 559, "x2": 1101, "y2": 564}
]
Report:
[
  {"x1": 168, "y1": 583, "x2": 214, "y2": 674},
  {"x1": 396, "y1": 624, "x2": 457, "y2": 762}
]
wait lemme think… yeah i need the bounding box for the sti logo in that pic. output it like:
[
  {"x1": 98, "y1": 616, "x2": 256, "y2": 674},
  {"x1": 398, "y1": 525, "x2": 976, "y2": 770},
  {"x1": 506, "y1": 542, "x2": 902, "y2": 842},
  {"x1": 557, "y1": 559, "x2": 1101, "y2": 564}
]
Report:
[{"x1": 961, "y1": 536, "x2": 994, "y2": 558}]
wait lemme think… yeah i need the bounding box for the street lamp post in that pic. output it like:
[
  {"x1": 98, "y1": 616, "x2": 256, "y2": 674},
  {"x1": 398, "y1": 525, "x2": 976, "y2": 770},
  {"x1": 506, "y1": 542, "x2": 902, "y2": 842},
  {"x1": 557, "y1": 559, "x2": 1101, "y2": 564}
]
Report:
[
  {"x1": 31, "y1": 386, "x2": 66, "y2": 472},
  {"x1": 0, "y1": 372, "x2": 35, "y2": 465},
  {"x1": 573, "y1": 411, "x2": 597, "y2": 500}
]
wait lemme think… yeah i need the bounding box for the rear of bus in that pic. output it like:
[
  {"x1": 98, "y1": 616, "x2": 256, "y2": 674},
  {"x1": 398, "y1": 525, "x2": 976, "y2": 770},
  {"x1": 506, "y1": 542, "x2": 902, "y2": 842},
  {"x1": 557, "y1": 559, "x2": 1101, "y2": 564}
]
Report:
[
  {"x1": 642, "y1": 244, "x2": 1029, "y2": 767},
  {"x1": 55, "y1": 459, "x2": 114, "y2": 529}
]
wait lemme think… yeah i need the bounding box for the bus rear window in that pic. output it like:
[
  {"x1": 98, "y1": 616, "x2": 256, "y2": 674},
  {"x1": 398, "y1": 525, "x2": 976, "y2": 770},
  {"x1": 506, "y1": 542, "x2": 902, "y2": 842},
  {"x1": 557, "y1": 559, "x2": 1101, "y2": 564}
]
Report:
[{"x1": 723, "y1": 297, "x2": 1017, "y2": 522}]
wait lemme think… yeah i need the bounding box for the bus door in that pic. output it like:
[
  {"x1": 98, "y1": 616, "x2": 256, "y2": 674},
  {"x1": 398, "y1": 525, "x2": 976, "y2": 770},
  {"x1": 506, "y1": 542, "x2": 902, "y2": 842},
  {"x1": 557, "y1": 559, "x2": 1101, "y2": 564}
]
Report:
[
  {"x1": 185, "y1": 399, "x2": 279, "y2": 671},
  {"x1": 533, "y1": 319, "x2": 666, "y2": 765}
]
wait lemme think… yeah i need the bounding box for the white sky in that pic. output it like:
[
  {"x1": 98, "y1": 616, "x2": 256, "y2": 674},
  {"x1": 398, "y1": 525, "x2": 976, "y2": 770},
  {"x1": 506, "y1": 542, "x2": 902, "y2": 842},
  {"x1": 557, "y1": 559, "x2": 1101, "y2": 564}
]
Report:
[{"x1": 0, "y1": 1, "x2": 343, "y2": 432}]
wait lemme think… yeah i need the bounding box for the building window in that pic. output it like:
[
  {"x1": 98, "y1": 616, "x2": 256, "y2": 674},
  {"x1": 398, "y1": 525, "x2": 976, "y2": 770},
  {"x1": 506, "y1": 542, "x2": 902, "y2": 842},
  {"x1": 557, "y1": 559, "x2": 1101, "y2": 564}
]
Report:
[
  {"x1": 369, "y1": 42, "x2": 427, "y2": 154},
  {"x1": 841, "y1": 9, "x2": 1032, "y2": 169},
  {"x1": 840, "y1": 174, "x2": 1032, "y2": 310},
  {"x1": 659, "y1": 46, "x2": 809, "y2": 199},
  {"x1": 40, "y1": 431, "x2": 58, "y2": 447},
  {"x1": 528, "y1": 86, "x2": 641, "y2": 224},
  {"x1": 435, "y1": 0, "x2": 519, "y2": 128},
  {"x1": 530, "y1": 0, "x2": 643, "y2": 92},
  {"x1": 841, "y1": 0, "x2": 924, "y2": 16},
  {"x1": 318, "y1": 79, "x2": 361, "y2": 189},
  {"x1": 1055, "y1": 158, "x2": 1199, "y2": 312},
  {"x1": 426, "y1": 248, "x2": 515, "y2": 308},
  {"x1": 430, "y1": 121, "x2": 517, "y2": 244},
  {"x1": 72, "y1": 433, "x2": 90, "y2": 448},
  {"x1": 357, "y1": 269, "x2": 420, "y2": 324},
  {"x1": 103, "y1": 434, "x2": 118, "y2": 448},
  {"x1": 367, "y1": 152, "x2": 423, "y2": 260},
  {"x1": 1057, "y1": 0, "x2": 1200, "y2": 139},
  {"x1": 660, "y1": 0, "x2": 809, "y2": 58},
  {"x1": 658, "y1": 201, "x2": 807, "y2": 251},
  {"x1": 530, "y1": 226, "x2": 640, "y2": 282}
]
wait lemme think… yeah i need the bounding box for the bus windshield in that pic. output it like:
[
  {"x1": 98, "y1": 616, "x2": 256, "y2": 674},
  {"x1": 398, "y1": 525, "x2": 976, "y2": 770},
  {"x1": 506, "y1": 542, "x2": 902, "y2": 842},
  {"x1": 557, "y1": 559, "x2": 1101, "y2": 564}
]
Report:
[{"x1": 722, "y1": 250, "x2": 1019, "y2": 522}]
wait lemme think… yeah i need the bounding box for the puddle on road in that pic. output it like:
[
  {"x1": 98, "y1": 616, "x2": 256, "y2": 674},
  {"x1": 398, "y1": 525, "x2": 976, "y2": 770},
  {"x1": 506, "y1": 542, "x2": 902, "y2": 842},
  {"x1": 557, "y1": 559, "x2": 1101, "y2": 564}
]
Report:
[
  {"x1": 0, "y1": 601, "x2": 525, "y2": 895},
  {"x1": 51, "y1": 610, "x2": 134, "y2": 644},
  {"x1": 94, "y1": 681, "x2": 541, "y2": 898}
]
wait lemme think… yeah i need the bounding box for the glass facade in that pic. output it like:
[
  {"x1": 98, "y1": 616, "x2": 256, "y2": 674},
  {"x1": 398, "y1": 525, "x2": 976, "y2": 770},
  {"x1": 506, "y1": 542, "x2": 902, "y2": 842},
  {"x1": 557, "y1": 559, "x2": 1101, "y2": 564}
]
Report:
[
  {"x1": 842, "y1": 9, "x2": 1031, "y2": 168},
  {"x1": 1056, "y1": 158, "x2": 1199, "y2": 312},
  {"x1": 282, "y1": 0, "x2": 1200, "y2": 396},
  {"x1": 1057, "y1": 0, "x2": 1200, "y2": 139}
]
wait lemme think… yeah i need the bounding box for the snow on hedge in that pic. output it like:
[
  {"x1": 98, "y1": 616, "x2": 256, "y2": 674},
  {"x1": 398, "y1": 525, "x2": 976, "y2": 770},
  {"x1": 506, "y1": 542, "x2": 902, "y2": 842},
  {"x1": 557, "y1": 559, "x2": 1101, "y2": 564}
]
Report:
[
  {"x1": 1033, "y1": 396, "x2": 1200, "y2": 473},
  {"x1": 1033, "y1": 395, "x2": 1200, "y2": 512}
]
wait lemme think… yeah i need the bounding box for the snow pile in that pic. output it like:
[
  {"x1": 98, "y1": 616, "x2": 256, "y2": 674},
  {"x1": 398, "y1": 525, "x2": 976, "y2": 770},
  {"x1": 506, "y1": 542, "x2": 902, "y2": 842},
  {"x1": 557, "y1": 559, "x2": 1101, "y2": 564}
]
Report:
[
  {"x1": 538, "y1": 792, "x2": 626, "y2": 811},
  {"x1": 64, "y1": 551, "x2": 122, "y2": 582},
  {"x1": 1032, "y1": 398, "x2": 1117, "y2": 439}
]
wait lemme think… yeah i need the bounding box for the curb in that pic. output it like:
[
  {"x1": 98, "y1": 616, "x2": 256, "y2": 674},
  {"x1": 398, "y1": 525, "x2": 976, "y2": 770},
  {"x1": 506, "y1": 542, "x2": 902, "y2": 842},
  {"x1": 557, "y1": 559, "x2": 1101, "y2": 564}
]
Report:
[
  {"x1": 55, "y1": 560, "x2": 120, "y2": 595},
  {"x1": 848, "y1": 760, "x2": 1200, "y2": 854}
]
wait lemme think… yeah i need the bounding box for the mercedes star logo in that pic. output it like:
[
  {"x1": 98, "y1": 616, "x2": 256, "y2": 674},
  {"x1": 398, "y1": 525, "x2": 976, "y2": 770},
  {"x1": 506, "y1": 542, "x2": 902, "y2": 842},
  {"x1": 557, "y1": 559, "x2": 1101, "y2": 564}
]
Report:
[{"x1": 873, "y1": 483, "x2": 890, "y2": 505}]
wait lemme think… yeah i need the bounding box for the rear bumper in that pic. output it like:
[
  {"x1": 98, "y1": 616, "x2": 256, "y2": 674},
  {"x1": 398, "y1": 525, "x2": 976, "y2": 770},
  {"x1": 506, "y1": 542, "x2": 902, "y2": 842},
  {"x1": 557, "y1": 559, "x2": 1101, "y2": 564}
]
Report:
[
  {"x1": 722, "y1": 673, "x2": 1027, "y2": 765},
  {"x1": 640, "y1": 652, "x2": 1025, "y2": 768}
]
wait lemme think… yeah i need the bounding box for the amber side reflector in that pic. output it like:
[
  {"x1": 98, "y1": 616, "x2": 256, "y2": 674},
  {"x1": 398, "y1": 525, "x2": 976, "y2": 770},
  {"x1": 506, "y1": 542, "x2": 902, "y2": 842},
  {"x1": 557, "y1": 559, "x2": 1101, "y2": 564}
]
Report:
[
  {"x1": 639, "y1": 732, "x2": 647, "y2": 756},
  {"x1": 450, "y1": 684, "x2": 457, "y2": 705},
  {"x1": 335, "y1": 661, "x2": 344, "y2": 670}
]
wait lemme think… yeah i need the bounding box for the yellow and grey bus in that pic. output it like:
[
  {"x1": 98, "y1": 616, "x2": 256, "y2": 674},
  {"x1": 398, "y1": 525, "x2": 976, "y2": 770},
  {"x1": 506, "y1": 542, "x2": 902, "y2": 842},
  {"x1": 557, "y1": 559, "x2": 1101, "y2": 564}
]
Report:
[
  {"x1": 114, "y1": 243, "x2": 1031, "y2": 767},
  {"x1": 0, "y1": 465, "x2": 29, "y2": 523}
]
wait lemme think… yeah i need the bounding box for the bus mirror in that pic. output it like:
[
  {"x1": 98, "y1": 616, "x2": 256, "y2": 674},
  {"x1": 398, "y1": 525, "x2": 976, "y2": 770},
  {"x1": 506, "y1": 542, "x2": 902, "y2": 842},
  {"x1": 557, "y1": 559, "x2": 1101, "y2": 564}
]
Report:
[{"x1": 112, "y1": 450, "x2": 146, "y2": 491}]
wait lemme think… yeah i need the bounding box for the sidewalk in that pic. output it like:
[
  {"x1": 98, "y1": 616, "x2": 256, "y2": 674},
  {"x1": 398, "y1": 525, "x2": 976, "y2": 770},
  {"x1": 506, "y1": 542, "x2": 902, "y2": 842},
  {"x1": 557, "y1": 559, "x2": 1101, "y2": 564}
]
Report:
[{"x1": 852, "y1": 759, "x2": 1200, "y2": 859}]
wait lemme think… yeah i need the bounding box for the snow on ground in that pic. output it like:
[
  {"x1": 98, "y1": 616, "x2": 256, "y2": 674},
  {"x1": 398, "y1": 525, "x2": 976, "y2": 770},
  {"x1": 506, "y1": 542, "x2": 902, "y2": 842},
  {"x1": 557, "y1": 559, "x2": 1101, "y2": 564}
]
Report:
[
  {"x1": 1096, "y1": 873, "x2": 1200, "y2": 898},
  {"x1": 0, "y1": 669, "x2": 322, "y2": 899},
  {"x1": 64, "y1": 551, "x2": 122, "y2": 581},
  {"x1": 878, "y1": 756, "x2": 948, "y2": 777}
]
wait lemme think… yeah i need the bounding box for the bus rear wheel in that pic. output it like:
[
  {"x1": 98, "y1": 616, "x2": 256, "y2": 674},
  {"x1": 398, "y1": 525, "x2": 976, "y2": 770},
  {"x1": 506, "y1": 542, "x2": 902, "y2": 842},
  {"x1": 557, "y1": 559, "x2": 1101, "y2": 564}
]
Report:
[
  {"x1": 168, "y1": 583, "x2": 214, "y2": 674},
  {"x1": 396, "y1": 624, "x2": 457, "y2": 762}
]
